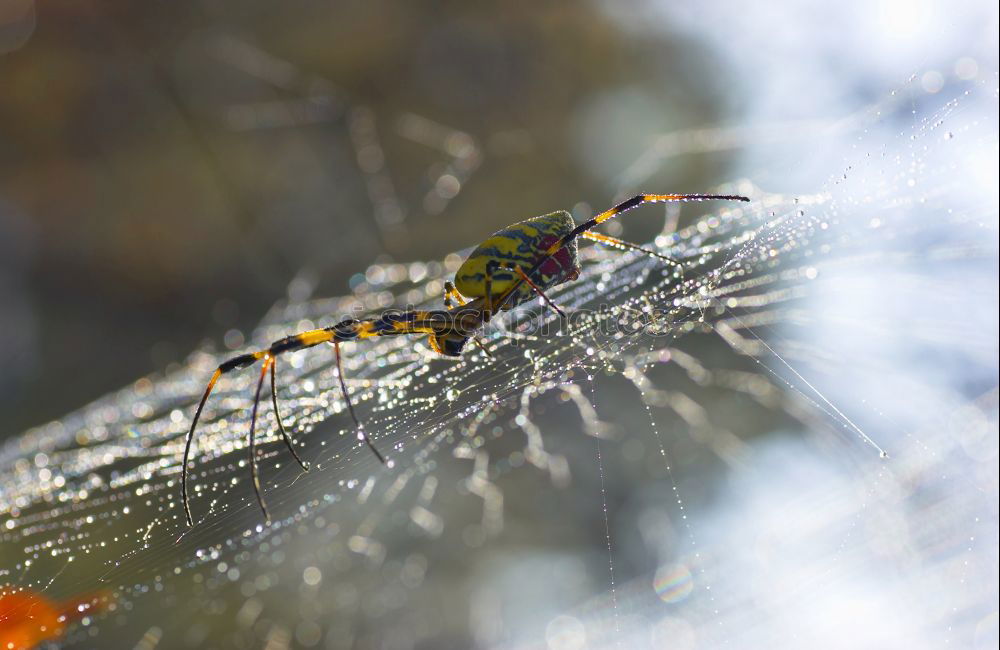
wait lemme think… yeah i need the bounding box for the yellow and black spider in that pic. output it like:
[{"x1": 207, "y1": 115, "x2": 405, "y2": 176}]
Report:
[{"x1": 181, "y1": 192, "x2": 750, "y2": 525}]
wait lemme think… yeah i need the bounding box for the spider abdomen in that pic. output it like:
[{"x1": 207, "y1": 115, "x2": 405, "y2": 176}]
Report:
[{"x1": 454, "y1": 210, "x2": 580, "y2": 308}]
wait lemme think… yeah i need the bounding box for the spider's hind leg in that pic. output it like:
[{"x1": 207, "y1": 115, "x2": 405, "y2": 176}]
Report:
[
  {"x1": 243, "y1": 354, "x2": 313, "y2": 523},
  {"x1": 182, "y1": 329, "x2": 336, "y2": 526}
]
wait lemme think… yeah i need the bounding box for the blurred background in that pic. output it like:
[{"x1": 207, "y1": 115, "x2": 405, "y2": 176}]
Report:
[
  {"x1": 1, "y1": 1, "x2": 997, "y2": 649},
  {"x1": 2, "y1": 1, "x2": 994, "y2": 435},
  {"x1": 0, "y1": 0, "x2": 745, "y2": 436}
]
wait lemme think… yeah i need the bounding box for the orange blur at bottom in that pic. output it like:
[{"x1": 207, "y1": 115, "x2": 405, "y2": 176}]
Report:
[{"x1": 0, "y1": 588, "x2": 111, "y2": 650}]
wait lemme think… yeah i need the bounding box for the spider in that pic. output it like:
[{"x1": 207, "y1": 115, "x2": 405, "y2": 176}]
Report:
[{"x1": 181, "y1": 192, "x2": 750, "y2": 525}]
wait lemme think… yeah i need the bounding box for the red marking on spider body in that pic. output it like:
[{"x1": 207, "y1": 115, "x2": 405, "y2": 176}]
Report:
[{"x1": 536, "y1": 234, "x2": 581, "y2": 288}]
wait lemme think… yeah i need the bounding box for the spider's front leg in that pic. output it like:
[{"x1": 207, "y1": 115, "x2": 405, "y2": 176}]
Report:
[
  {"x1": 494, "y1": 193, "x2": 749, "y2": 313},
  {"x1": 579, "y1": 231, "x2": 682, "y2": 269}
]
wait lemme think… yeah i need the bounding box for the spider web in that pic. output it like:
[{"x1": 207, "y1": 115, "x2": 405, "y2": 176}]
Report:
[{"x1": 2, "y1": 53, "x2": 998, "y2": 650}]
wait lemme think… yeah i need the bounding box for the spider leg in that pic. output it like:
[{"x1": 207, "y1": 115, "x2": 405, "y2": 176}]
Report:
[
  {"x1": 182, "y1": 329, "x2": 339, "y2": 525},
  {"x1": 231, "y1": 356, "x2": 313, "y2": 524},
  {"x1": 332, "y1": 311, "x2": 461, "y2": 453},
  {"x1": 470, "y1": 336, "x2": 494, "y2": 357},
  {"x1": 332, "y1": 338, "x2": 386, "y2": 464},
  {"x1": 494, "y1": 193, "x2": 749, "y2": 312},
  {"x1": 507, "y1": 263, "x2": 566, "y2": 317},
  {"x1": 182, "y1": 351, "x2": 265, "y2": 526},
  {"x1": 587, "y1": 193, "x2": 749, "y2": 229},
  {"x1": 248, "y1": 357, "x2": 273, "y2": 522},
  {"x1": 445, "y1": 281, "x2": 493, "y2": 355},
  {"x1": 270, "y1": 358, "x2": 310, "y2": 472},
  {"x1": 580, "y1": 231, "x2": 682, "y2": 271},
  {"x1": 443, "y1": 281, "x2": 466, "y2": 308}
]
